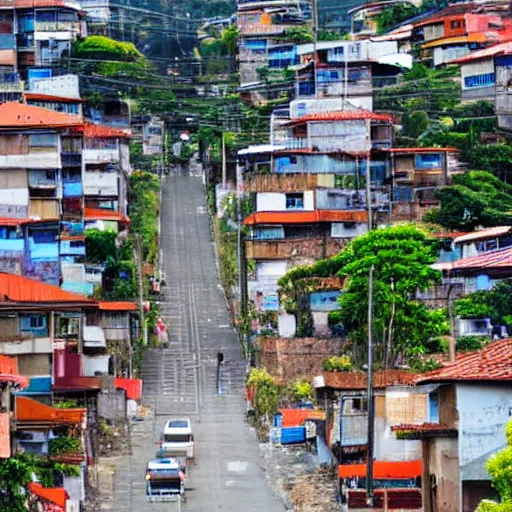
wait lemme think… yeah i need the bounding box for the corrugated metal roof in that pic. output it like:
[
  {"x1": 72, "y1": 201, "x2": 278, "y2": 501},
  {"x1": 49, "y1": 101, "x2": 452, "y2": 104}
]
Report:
[
  {"x1": 98, "y1": 301, "x2": 138, "y2": 312},
  {"x1": 25, "y1": 93, "x2": 84, "y2": 104},
  {"x1": 338, "y1": 460, "x2": 423, "y2": 479},
  {"x1": 243, "y1": 210, "x2": 368, "y2": 226},
  {"x1": 450, "y1": 245, "x2": 512, "y2": 270},
  {"x1": 0, "y1": 102, "x2": 82, "y2": 129},
  {"x1": 0, "y1": 273, "x2": 94, "y2": 304},
  {"x1": 453, "y1": 226, "x2": 512, "y2": 244},
  {"x1": 85, "y1": 208, "x2": 129, "y2": 222},
  {"x1": 452, "y1": 41, "x2": 512, "y2": 63}
]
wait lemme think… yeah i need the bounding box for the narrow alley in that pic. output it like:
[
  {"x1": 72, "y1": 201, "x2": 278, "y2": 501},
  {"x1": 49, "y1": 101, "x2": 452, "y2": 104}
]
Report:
[{"x1": 111, "y1": 169, "x2": 285, "y2": 511}]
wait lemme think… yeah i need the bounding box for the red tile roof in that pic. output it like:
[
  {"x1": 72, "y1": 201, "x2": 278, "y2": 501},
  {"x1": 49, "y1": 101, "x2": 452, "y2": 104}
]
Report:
[
  {"x1": 452, "y1": 41, "x2": 512, "y2": 63},
  {"x1": 0, "y1": 273, "x2": 94, "y2": 305},
  {"x1": 25, "y1": 92, "x2": 85, "y2": 104},
  {"x1": 323, "y1": 370, "x2": 418, "y2": 390},
  {"x1": 16, "y1": 396, "x2": 86, "y2": 425},
  {"x1": 98, "y1": 301, "x2": 138, "y2": 312},
  {"x1": 27, "y1": 483, "x2": 68, "y2": 509},
  {"x1": 243, "y1": 210, "x2": 368, "y2": 226},
  {"x1": 5, "y1": 0, "x2": 80, "y2": 9},
  {"x1": 0, "y1": 102, "x2": 83, "y2": 130},
  {"x1": 288, "y1": 110, "x2": 393, "y2": 126},
  {"x1": 450, "y1": 246, "x2": 512, "y2": 270},
  {"x1": 85, "y1": 208, "x2": 129, "y2": 223},
  {"x1": 338, "y1": 460, "x2": 423, "y2": 479},
  {"x1": 417, "y1": 338, "x2": 512, "y2": 384},
  {"x1": 278, "y1": 408, "x2": 326, "y2": 427},
  {"x1": 84, "y1": 122, "x2": 131, "y2": 140}
]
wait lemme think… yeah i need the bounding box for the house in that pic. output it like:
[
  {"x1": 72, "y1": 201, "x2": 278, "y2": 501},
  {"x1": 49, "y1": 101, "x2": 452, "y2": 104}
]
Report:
[
  {"x1": 414, "y1": 12, "x2": 512, "y2": 66},
  {"x1": 314, "y1": 370, "x2": 426, "y2": 508},
  {"x1": 0, "y1": 0, "x2": 86, "y2": 76},
  {"x1": 318, "y1": 0, "x2": 367, "y2": 34},
  {"x1": 393, "y1": 339, "x2": 512, "y2": 512},
  {"x1": 0, "y1": 102, "x2": 84, "y2": 285},
  {"x1": 0, "y1": 273, "x2": 140, "y2": 405},
  {"x1": 15, "y1": 396, "x2": 87, "y2": 511},
  {"x1": 237, "y1": 0, "x2": 311, "y2": 96},
  {"x1": 83, "y1": 122, "x2": 131, "y2": 233},
  {"x1": 452, "y1": 41, "x2": 512, "y2": 102},
  {"x1": 293, "y1": 39, "x2": 402, "y2": 112}
]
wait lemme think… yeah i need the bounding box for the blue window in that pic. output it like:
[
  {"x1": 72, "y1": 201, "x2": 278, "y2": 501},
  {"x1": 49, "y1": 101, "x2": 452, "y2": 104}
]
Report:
[
  {"x1": 252, "y1": 227, "x2": 284, "y2": 240},
  {"x1": 429, "y1": 390, "x2": 439, "y2": 423},
  {"x1": 285, "y1": 193, "x2": 304, "y2": 210},
  {"x1": 464, "y1": 72, "x2": 495, "y2": 88},
  {"x1": 415, "y1": 153, "x2": 441, "y2": 170},
  {"x1": 20, "y1": 314, "x2": 48, "y2": 337}
]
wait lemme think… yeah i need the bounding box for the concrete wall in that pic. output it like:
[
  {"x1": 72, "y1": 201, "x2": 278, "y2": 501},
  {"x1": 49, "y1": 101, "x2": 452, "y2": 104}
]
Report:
[
  {"x1": 457, "y1": 383, "x2": 512, "y2": 481},
  {"x1": 97, "y1": 389, "x2": 126, "y2": 420},
  {"x1": 425, "y1": 437, "x2": 459, "y2": 512},
  {"x1": 30, "y1": 74, "x2": 80, "y2": 99},
  {"x1": 256, "y1": 191, "x2": 314, "y2": 212},
  {"x1": 18, "y1": 353, "x2": 50, "y2": 376}
]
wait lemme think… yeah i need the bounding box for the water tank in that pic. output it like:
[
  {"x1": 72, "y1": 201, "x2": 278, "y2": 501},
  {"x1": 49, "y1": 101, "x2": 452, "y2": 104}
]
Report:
[{"x1": 313, "y1": 375, "x2": 325, "y2": 389}]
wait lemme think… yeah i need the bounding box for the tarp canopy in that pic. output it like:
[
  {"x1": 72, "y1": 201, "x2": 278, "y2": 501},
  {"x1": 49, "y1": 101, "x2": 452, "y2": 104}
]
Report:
[{"x1": 338, "y1": 460, "x2": 423, "y2": 479}]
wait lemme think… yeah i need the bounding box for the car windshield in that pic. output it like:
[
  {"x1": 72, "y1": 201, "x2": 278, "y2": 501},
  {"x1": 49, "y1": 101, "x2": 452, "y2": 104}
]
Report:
[{"x1": 164, "y1": 434, "x2": 191, "y2": 443}]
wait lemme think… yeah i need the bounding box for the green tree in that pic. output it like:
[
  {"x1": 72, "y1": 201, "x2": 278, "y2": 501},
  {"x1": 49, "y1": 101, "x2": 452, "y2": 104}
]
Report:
[
  {"x1": 476, "y1": 422, "x2": 512, "y2": 511},
  {"x1": 85, "y1": 230, "x2": 118, "y2": 264},
  {"x1": 280, "y1": 225, "x2": 445, "y2": 366},
  {"x1": 402, "y1": 110, "x2": 430, "y2": 138},
  {"x1": 221, "y1": 26, "x2": 239, "y2": 56},
  {"x1": 425, "y1": 172, "x2": 512, "y2": 230},
  {"x1": 0, "y1": 455, "x2": 34, "y2": 512}
]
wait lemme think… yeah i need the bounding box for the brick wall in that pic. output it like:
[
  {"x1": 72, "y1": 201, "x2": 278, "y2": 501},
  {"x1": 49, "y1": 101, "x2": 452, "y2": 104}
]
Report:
[
  {"x1": 246, "y1": 237, "x2": 347, "y2": 260},
  {"x1": 244, "y1": 174, "x2": 318, "y2": 193},
  {"x1": 258, "y1": 336, "x2": 342, "y2": 383}
]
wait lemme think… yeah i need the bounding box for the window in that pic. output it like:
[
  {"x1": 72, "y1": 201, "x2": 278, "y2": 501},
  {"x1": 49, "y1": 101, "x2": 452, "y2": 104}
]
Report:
[
  {"x1": 415, "y1": 153, "x2": 442, "y2": 170},
  {"x1": 29, "y1": 133, "x2": 58, "y2": 148},
  {"x1": 252, "y1": 226, "x2": 284, "y2": 240},
  {"x1": 285, "y1": 193, "x2": 304, "y2": 210},
  {"x1": 464, "y1": 72, "x2": 496, "y2": 89},
  {"x1": 57, "y1": 316, "x2": 80, "y2": 336},
  {"x1": 20, "y1": 314, "x2": 47, "y2": 336},
  {"x1": 450, "y1": 20, "x2": 462, "y2": 29}
]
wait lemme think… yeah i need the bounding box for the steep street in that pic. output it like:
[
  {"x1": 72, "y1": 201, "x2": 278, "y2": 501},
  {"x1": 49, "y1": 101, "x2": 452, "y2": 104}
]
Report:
[{"x1": 111, "y1": 169, "x2": 284, "y2": 511}]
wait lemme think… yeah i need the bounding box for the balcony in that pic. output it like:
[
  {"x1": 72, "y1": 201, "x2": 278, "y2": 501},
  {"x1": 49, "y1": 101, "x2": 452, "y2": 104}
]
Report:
[
  {"x1": 0, "y1": 336, "x2": 52, "y2": 355},
  {"x1": 244, "y1": 173, "x2": 318, "y2": 193},
  {"x1": 83, "y1": 148, "x2": 119, "y2": 165},
  {"x1": 84, "y1": 172, "x2": 119, "y2": 197},
  {"x1": 246, "y1": 237, "x2": 347, "y2": 260},
  {"x1": 0, "y1": 153, "x2": 60, "y2": 169}
]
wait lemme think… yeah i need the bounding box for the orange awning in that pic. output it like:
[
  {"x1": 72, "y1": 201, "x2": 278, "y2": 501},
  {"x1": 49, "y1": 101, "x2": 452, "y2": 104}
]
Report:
[
  {"x1": 279, "y1": 409, "x2": 326, "y2": 427},
  {"x1": 16, "y1": 396, "x2": 86, "y2": 426},
  {"x1": 28, "y1": 483, "x2": 68, "y2": 508},
  {"x1": 338, "y1": 460, "x2": 423, "y2": 479},
  {"x1": 85, "y1": 208, "x2": 129, "y2": 223},
  {"x1": 98, "y1": 301, "x2": 138, "y2": 312},
  {"x1": 244, "y1": 210, "x2": 368, "y2": 226},
  {"x1": 115, "y1": 378, "x2": 142, "y2": 401}
]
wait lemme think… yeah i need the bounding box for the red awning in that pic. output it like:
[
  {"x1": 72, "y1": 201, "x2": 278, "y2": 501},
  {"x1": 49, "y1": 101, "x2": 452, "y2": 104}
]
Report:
[
  {"x1": 244, "y1": 210, "x2": 368, "y2": 226},
  {"x1": 338, "y1": 460, "x2": 423, "y2": 479},
  {"x1": 279, "y1": 409, "x2": 326, "y2": 427},
  {"x1": 28, "y1": 483, "x2": 68, "y2": 509},
  {"x1": 0, "y1": 355, "x2": 29, "y2": 388},
  {"x1": 98, "y1": 301, "x2": 138, "y2": 312},
  {"x1": 16, "y1": 396, "x2": 86, "y2": 425}
]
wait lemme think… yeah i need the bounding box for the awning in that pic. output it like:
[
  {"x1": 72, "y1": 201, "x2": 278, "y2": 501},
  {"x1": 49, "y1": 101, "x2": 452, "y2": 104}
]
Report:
[
  {"x1": 16, "y1": 396, "x2": 86, "y2": 426},
  {"x1": 278, "y1": 409, "x2": 326, "y2": 427},
  {"x1": 244, "y1": 210, "x2": 368, "y2": 226},
  {"x1": 338, "y1": 460, "x2": 423, "y2": 479},
  {"x1": 27, "y1": 483, "x2": 68, "y2": 509}
]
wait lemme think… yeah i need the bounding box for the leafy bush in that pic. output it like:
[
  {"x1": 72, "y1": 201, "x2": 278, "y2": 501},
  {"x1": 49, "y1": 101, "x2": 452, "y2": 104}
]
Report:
[
  {"x1": 323, "y1": 355, "x2": 352, "y2": 372},
  {"x1": 455, "y1": 297, "x2": 492, "y2": 319},
  {"x1": 48, "y1": 436, "x2": 82, "y2": 456},
  {"x1": 54, "y1": 400, "x2": 79, "y2": 409},
  {"x1": 85, "y1": 230, "x2": 117, "y2": 264},
  {"x1": 247, "y1": 368, "x2": 280, "y2": 417},
  {"x1": 290, "y1": 379, "x2": 314, "y2": 402},
  {"x1": 284, "y1": 26, "x2": 314, "y2": 43},
  {"x1": 402, "y1": 110, "x2": 430, "y2": 138},
  {"x1": 456, "y1": 336, "x2": 488, "y2": 352},
  {"x1": 408, "y1": 357, "x2": 442, "y2": 373},
  {"x1": 73, "y1": 36, "x2": 144, "y2": 62}
]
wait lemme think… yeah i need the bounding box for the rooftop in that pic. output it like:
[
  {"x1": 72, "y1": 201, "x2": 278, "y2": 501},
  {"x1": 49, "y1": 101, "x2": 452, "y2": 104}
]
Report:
[
  {"x1": 0, "y1": 273, "x2": 94, "y2": 306},
  {"x1": 417, "y1": 338, "x2": 512, "y2": 384},
  {"x1": 0, "y1": 0, "x2": 81, "y2": 10},
  {"x1": 323, "y1": 370, "x2": 418, "y2": 390},
  {"x1": 25, "y1": 93, "x2": 85, "y2": 104},
  {"x1": 451, "y1": 40, "x2": 512, "y2": 63},
  {"x1": 84, "y1": 122, "x2": 131, "y2": 140},
  {"x1": 0, "y1": 102, "x2": 82, "y2": 130},
  {"x1": 453, "y1": 226, "x2": 512, "y2": 244},
  {"x1": 287, "y1": 110, "x2": 394, "y2": 126},
  {"x1": 243, "y1": 210, "x2": 368, "y2": 226},
  {"x1": 449, "y1": 245, "x2": 512, "y2": 270}
]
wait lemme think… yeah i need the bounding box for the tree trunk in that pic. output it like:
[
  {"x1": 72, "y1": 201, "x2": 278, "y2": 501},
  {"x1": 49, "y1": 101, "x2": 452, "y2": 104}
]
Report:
[{"x1": 386, "y1": 280, "x2": 396, "y2": 369}]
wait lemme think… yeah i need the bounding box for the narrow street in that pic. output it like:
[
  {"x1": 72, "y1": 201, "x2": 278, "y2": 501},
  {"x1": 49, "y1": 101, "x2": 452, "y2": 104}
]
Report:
[{"x1": 111, "y1": 169, "x2": 285, "y2": 511}]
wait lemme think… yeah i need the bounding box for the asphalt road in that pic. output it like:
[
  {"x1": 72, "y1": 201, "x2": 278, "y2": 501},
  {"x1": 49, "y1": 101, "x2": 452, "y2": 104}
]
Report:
[{"x1": 111, "y1": 168, "x2": 284, "y2": 512}]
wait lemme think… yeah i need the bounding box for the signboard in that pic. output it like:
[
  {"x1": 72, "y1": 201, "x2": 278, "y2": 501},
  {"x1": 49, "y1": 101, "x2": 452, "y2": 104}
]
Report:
[{"x1": 262, "y1": 295, "x2": 279, "y2": 311}]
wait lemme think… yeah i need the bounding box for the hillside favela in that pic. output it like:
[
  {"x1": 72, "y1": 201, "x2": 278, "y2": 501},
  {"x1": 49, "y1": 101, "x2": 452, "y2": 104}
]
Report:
[{"x1": 2, "y1": 0, "x2": 512, "y2": 511}]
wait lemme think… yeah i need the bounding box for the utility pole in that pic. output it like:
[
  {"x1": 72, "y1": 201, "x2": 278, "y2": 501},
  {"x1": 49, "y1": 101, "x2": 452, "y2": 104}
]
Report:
[
  {"x1": 312, "y1": 0, "x2": 318, "y2": 98},
  {"x1": 366, "y1": 119, "x2": 373, "y2": 231},
  {"x1": 366, "y1": 265, "x2": 375, "y2": 507},
  {"x1": 222, "y1": 132, "x2": 227, "y2": 188},
  {"x1": 134, "y1": 234, "x2": 146, "y2": 353},
  {"x1": 447, "y1": 283, "x2": 457, "y2": 364}
]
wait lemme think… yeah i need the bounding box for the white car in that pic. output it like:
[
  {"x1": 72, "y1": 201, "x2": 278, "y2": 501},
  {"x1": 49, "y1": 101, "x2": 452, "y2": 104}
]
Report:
[{"x1": 161, "y1": 419, "x2": 194, "y2": 459}]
